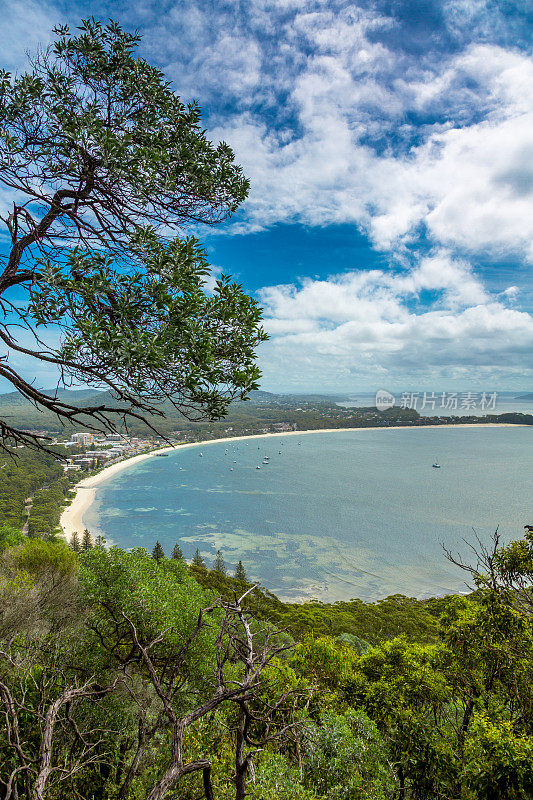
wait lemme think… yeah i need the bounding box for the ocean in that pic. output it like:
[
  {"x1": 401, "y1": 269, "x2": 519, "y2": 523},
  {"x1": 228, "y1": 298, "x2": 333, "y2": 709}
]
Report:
[{"x1": 85, "y1": 426, "x2": 532, "y2": 602}]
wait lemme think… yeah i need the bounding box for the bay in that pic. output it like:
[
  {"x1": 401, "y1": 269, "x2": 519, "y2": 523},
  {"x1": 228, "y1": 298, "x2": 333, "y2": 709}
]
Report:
[{"x1": 85, "y1": 426, "x2": 532, "y2": 602}]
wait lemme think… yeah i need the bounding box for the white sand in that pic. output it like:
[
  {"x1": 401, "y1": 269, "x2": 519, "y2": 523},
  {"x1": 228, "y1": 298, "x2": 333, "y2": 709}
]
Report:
[{"x1": 59, "y1": 423, "x2": 522, "y2": 542}]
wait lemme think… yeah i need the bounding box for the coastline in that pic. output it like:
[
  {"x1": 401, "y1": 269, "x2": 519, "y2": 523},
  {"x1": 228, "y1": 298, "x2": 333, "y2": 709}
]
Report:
[{"x1": 59, "y1": 422, "x2": 524, "y2": 542}]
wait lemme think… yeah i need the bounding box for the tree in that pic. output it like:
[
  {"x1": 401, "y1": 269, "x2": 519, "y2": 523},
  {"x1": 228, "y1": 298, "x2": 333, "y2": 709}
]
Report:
[
  {"x1": 235, "y1": 560, "x2": 247, "y2": 582},
  {"x1": 81, "y1": 529, "x2": 93, "y2": 550},
  {"x1": 70, "y1": 530, "x2": 81, "y2": 552},
  {"x1": 171, "y1": 542, "x2": 184, "y2": 560},
  {"x1": 213, "y1": 549, "x2": 226, "y2": 575},
  {"x1": 192, "y1": 548, "x2": 206, "y2": 568},
  {"x1": 80, "y1": 547, "x2": 289, "y2": 800},
  {"x1": 152, "y1": 541, "x2": 165, "y2": 561},
  {"x1": 0, "y1": 524, "x2": 24, "y2": 553},
  {"x1": 301, "y1": 710, "x2": 396, "y2": 799},
  {"x1": 0, "y1": 19, "x2": 267, "y2": 453}
]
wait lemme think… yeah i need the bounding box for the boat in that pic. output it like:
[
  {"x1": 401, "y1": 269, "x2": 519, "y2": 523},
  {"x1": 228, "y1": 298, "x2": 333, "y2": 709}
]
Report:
[
  {"x1": 432, "y1": 459, "x2": 441, "y2": 468},
  {"x1": 262, "y1": 458, "x2": 269, "y2": 464},
  {"x1": 199, "y1": 453, "x2": 203, "y2": 457},
  {"x1": 256, "y1": 465, "x2": 261, "y2": 469}
]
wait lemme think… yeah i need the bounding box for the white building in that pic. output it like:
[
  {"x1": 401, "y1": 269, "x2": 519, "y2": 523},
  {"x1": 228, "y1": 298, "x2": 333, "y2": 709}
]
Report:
[{"x1": 71, "y1": 432, "x2": 95, "y2": 446}]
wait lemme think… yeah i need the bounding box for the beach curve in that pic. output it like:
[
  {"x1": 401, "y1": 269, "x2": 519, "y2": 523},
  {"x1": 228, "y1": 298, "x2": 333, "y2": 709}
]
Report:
[{"x1": 59, "y1": 422, "x2": 523, "y2": 542}]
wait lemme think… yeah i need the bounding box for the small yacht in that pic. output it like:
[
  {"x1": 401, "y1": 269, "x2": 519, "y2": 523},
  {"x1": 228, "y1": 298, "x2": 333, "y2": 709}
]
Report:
[
  {"x1": 256, "y1": 465, "x2": 261, "y2": 469},
  {"x1": 432, "y1": 459, "x2": 441, "y2": 468},
  {"x1": 262, "y1": 458, "x2": 269, "y2": 464},
  {"x1": 199, "y1": 453, "x2": 203, "y2": 457}
]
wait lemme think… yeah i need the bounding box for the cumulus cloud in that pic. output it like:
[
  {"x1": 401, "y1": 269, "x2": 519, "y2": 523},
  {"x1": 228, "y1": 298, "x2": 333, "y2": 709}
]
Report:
[
  {"x1": 1, "y1": 0, "x2": 531, "y2": 390},
  {"x1": 258, "y1": 253, "x2": 533, "y2": 389},
  {"x1": 212, "y1": 40, "x2": 533, "y2": 266}
]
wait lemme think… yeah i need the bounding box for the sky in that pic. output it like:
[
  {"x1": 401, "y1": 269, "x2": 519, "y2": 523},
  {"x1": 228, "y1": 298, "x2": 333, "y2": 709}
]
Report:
[{"x1": 1, "y1": 0, "x2": 532, "y2": 394}]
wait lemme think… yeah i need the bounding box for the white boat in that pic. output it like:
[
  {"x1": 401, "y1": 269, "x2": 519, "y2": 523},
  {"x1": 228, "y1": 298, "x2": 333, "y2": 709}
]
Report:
[
  {"x1": 432, "y1": 459, "x2": 441, "y2": 468},
  {"x1": 256, "y1": 465, "x2": 261, "y2": 469}
]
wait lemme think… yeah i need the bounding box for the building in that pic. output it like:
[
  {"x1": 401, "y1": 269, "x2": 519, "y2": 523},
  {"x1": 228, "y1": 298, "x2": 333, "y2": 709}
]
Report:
[{"x1": 71, "y1": 432, "x2": 95, "y2": 446}]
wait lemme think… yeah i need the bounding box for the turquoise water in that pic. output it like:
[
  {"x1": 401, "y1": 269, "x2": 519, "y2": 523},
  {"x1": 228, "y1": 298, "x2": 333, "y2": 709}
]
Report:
[{"x1": 85, "y1": 427, "x2": 532, "y2": 602}]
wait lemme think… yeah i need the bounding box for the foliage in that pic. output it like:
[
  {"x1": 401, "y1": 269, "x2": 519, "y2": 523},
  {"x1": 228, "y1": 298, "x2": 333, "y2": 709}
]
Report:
[
  {"x1": 152, "y1": 540, "x2": 165, "y2": 561},
  {"x1": 301, "y1": 710, "x2": 395, "y2": 799},
  {"x1": 192, "y1": 547, "x2": 207, "y2": 568},
  {"x1": 0, "y1": 523, "x2": 24, "y2": 552},
  {"x1": 171, "y1": 542, "x2": 184, "y2": 560},
  {"x1": 464, "y1": 714, "x2": 533, "y2": 799},
  {"x1": 0, "y1": 530, "x2": 531, "y2": 799},
  {"x1": 191, "y1": 567, "x2": 444, "y2": 646},
  {"x1": 248, "y1": 753, "x2": 315, "y2": 799},
  {"x1": 213, "y1": 549, "x2": 226, "y2": 575},
  {"x1": 81, "y1": 528, "x2": 93, "y2": 549},
  {"x1": 0, "y1": 446, "x2": 66, "y2": 531},
  {"x1": 0, "y1": 19, "x2": 266, "y2": 451}
]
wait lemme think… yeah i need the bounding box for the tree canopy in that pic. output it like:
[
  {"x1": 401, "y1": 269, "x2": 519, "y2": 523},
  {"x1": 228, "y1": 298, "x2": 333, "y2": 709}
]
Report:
[
  {"x1": 0, "y1": 529, "x2": 532, "y2": 798},
  {"x1": 0, "y1": 19, "x2": 266, "y2": 452}
]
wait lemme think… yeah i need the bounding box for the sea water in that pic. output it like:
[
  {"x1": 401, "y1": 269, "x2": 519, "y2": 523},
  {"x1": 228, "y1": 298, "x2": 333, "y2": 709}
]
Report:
[{"x1": 84, "y1": 427, "x2": 532, "y2": 602}]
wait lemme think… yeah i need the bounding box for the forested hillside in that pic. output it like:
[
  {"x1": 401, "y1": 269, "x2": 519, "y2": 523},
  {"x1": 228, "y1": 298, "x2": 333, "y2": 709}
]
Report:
[
  {"x1": 0, "y1": 528, "x2": 531, "y2": 800},
  {"x1": 0, "y1": 448, "x2": 70, "y2": 535},
  {"x1": 1, "y1": 388, "x2": 530, "y2": 444}
]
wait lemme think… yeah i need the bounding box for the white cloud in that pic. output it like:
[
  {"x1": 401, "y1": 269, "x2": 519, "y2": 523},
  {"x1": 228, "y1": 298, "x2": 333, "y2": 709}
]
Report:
[
  {"x1": 1, "y1": 0, "x2": 531, "y2": 391},
  {"x1": 213, "y1": 40, "x2": 533, "y2": 267},
  {"x1": 0, "y1": 0, "x2": 62, "y2": 73},
  {"x1": 258, "y1": 253, "x2": 533, "y2": 389}
]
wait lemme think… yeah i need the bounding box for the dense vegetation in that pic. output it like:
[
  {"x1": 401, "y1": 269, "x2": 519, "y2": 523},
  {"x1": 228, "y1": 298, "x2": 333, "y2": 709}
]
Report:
[
  {"x1": 0, "y1": 448, "x2": 70, "y2": 535},
  {"x1": 0, "y1": 527, "x2": 531, "y2": 800},
  {"x1": 188, "y1": 564, "x2": 447, "y2": 645}
]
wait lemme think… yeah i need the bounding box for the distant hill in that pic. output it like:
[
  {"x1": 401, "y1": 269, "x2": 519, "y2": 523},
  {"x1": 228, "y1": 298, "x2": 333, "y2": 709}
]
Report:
[
  {"x1": 0, "y1": 386, "x2": 318, "y2": 436},
  {"x1": 0, "y1": 387, "x2": 101, "y2": 408},
  {"x1": 515, "y1": 393, "x2": 533, "y2": 400}
]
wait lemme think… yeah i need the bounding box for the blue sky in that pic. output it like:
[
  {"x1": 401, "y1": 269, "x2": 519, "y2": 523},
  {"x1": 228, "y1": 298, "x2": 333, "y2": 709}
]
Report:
[{"x1": 1, "y1": 0, "x2": 532, "y2": 393}]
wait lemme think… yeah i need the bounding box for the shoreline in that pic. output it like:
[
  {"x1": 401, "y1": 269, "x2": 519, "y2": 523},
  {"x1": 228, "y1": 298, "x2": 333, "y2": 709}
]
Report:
[{"x1": 59, "y1": 422, "x2": 524, "y2": 542}]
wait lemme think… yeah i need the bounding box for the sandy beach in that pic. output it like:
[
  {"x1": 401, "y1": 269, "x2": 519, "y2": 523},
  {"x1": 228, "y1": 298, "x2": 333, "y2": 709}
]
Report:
[{"x1": 59, "y1": 422, "x2": 523, "y2": 542}]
